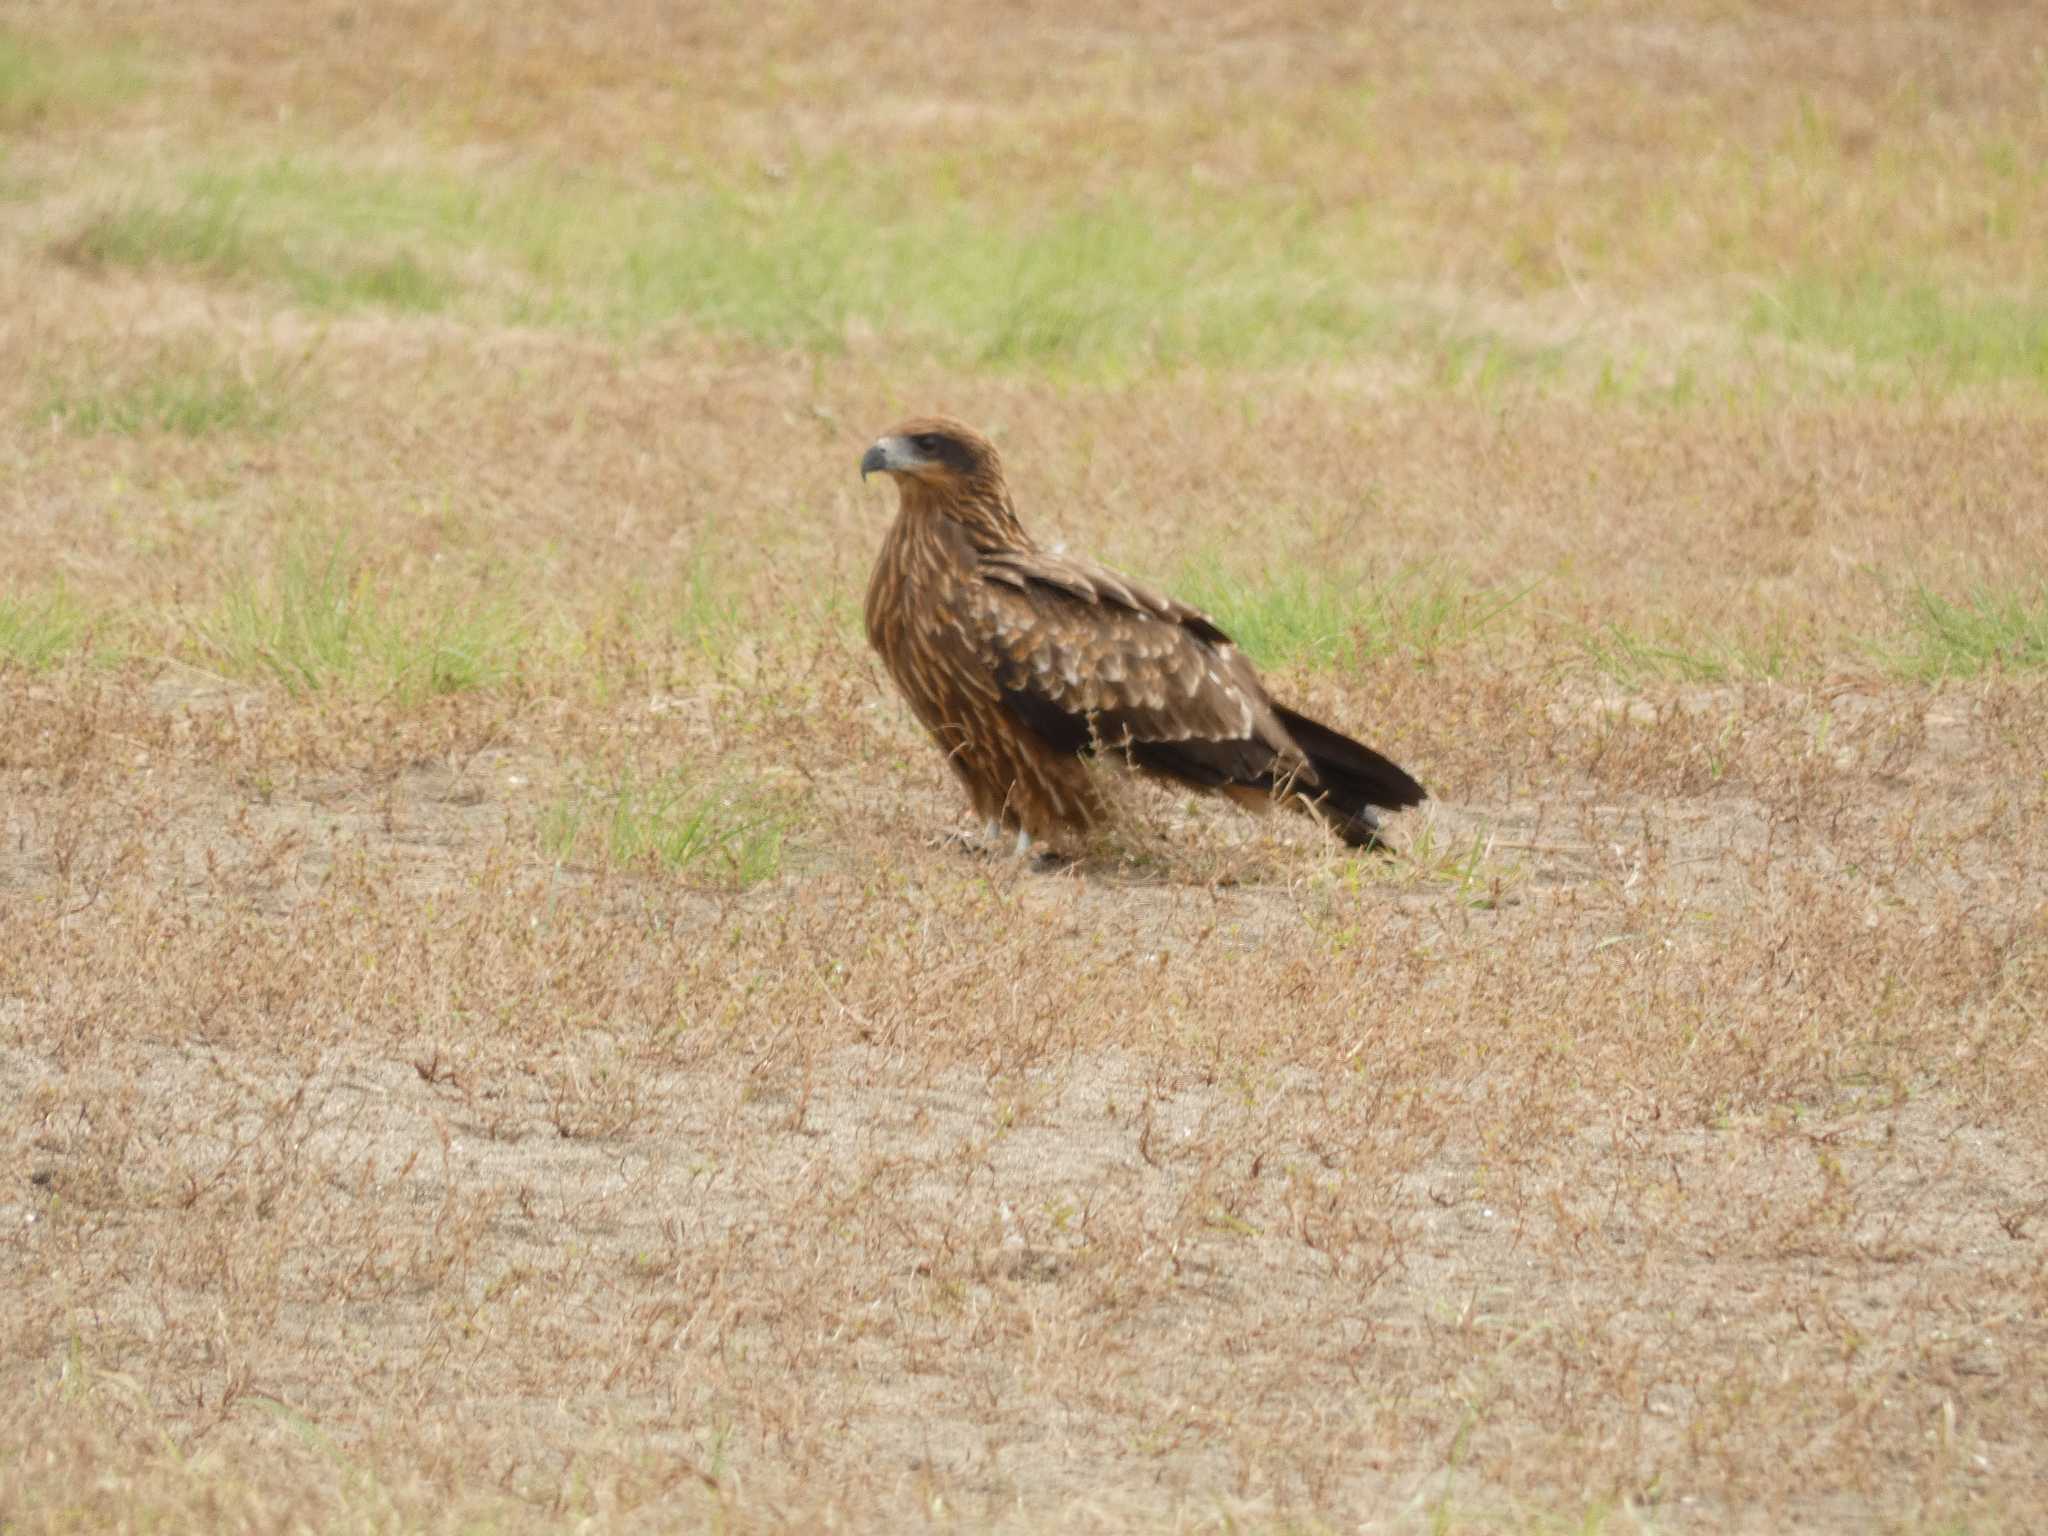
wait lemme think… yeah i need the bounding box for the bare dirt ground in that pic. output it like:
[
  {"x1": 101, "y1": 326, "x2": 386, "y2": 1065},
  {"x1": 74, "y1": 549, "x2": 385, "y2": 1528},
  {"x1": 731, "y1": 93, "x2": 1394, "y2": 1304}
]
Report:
[{"x1": 5, "y1": 3, "x2": 2048, "y2": 1531}]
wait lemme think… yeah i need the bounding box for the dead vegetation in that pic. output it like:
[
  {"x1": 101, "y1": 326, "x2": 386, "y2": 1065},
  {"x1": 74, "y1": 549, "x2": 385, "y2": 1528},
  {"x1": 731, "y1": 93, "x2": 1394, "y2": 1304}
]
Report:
[{"x1": 3, "y1": 2, "x2": 2047, "y2": 1531}]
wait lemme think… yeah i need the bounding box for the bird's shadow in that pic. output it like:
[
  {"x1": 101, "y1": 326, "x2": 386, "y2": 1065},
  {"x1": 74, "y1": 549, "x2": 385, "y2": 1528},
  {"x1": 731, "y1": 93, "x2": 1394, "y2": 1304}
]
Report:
[{"x1": 923, "y1": 814, "x2": 1406, "y2": 890}]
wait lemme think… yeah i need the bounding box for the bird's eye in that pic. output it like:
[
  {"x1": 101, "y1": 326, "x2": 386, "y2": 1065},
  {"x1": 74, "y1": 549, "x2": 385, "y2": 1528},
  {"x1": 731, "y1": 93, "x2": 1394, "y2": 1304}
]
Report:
[{"x1": 912, "y1": 434, "x2": 942, "y2": 454}]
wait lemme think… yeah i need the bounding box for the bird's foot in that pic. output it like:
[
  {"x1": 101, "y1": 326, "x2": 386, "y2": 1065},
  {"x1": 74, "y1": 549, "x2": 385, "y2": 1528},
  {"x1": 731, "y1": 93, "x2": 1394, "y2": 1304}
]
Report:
[
  {"x1": 930, "y1": 822, "x2": 1071, "y2": 871},
  {"x1": 930, "y1": 820, "x2": 1010, "y2": 858},
  {"x1": 1009, "y1": 826, "x2": 1073, "y2": 871}
]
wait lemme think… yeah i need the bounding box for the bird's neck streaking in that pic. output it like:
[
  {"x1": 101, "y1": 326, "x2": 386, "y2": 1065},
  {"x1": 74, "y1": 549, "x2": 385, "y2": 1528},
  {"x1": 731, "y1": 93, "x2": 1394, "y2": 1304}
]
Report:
[{"x1": 896, "y1": 478, "x2": 1034, "y2": 553}]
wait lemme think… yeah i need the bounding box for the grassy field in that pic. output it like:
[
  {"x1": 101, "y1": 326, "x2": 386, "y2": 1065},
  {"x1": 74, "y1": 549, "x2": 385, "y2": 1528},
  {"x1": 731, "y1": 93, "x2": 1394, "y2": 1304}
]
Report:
[{"x1": 3, "y1": 2, "x2": 2046, "y2": 1531}]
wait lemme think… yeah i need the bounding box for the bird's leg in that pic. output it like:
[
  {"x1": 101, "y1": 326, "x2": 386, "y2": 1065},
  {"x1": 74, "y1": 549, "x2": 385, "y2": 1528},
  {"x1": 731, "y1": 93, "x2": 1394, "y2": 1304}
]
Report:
[{"x1": 1013, "y1": 827, "x2": 1032, "y2": 859}]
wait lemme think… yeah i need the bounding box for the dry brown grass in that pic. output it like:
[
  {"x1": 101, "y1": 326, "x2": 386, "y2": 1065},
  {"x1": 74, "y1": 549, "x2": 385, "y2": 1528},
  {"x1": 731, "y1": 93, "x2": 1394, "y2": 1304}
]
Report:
[{"x1": 4, "y1": 3, "x2": 2048, "y2": 1531}]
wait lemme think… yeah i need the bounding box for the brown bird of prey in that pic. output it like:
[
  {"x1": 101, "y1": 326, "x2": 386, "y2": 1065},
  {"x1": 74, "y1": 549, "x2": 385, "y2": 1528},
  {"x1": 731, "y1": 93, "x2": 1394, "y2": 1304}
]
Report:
[{"x1": 860, "y1": 416, "x2": 1425, "y2": 856}]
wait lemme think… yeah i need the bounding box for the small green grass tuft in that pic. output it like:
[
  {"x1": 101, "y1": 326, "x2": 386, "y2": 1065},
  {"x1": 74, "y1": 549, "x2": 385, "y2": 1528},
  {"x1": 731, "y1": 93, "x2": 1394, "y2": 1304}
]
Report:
[
  {"x1": 399, "y1": 601, "x2": 524, "y2": 698},
  {"x1": 56, "y1": 190, "x2": 253, "y2": 280},
  {"x1": 40, "y1": 356, "x2": 287, "y2": 437},
  {"x1": 540, "y1": 769, "x2": 785, "y2": 886},
  {"x1": 1398, "y1": 816, "x2": 1528, "y2": 911},
  {"x1": 1174, "y1": 560, "x2": 1525, "y2": 671},
  {"x1": 1431, "y1": 327, "x2": 1569, "y2": 394},
  {"x1": 205, "y1": 539, "x2": 359, "y2": 692},
  {"x1": 294, "y1": 247, "x2": 457, "y2": 313},
  {"x1": 199, "y1": 537, "x2": 524, "y2": 703},
  {"x1": 0, "y1": 588, "x2": 93, "y2": 671},
  {"x1": 57, "y1": 174, "x2": 459, "y2": 316},
  {"x1": 1894, "y1": 585, "x2": 2048, "y2": 677}
]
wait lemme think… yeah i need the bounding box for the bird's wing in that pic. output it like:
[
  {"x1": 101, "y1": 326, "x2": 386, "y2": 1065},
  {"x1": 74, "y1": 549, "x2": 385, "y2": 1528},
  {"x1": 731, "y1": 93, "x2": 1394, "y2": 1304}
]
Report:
[{"x1": 963, "y1": 548, "x2": 1312, "y2": 782}]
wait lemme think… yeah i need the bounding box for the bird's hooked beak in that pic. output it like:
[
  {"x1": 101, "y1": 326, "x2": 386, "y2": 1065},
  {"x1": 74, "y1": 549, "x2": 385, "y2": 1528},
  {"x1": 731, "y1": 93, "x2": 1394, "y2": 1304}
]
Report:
[{"x1": 859, "y1": 439, "x2": 897, "y2": 482}]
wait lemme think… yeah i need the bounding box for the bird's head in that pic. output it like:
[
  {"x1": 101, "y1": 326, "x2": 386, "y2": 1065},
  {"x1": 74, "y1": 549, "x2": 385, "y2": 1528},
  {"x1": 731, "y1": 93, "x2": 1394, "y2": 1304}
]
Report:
[
  {"x1": 860, "y1": 417, "x2": 1006, "y2": 499},
  {"x1": 860, "y1": 416, "x2": 1025, "y2": 547}
]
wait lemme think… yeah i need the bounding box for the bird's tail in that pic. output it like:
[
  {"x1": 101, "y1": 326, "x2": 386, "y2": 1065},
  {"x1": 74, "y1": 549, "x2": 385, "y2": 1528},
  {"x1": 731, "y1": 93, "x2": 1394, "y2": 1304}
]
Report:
[{"x1": 1272, "y1": 705, "x2": 1426, "y2": 850}]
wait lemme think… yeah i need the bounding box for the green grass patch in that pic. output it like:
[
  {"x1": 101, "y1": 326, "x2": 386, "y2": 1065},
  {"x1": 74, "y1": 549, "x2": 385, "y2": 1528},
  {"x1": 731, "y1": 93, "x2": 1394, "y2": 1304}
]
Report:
[
  {"x1": 197, "y1": 537, "x2": 524, "y2": 703},
  {"x1": 39, "y1": 354, "x2": 289, "y2": 437},
  {"x1": 56, "y1": 193, "x2": 249, "y2": 277},
  {"x1": 1892, "y1": 585, "x2": 2048, "y2": 677},
  {"x1": 1394, "y1": 816, "x2": 1528, "y2": 912},
  {"x1": 67, "y1": 151, "x2": 2048, "y2": 388},
  {"x1": 519, "y1": 173, "x2": 1422, "y2": 370},
  {"x1": 1752, "y1": 276, "x2": 2048, "y2": 386},
  {"x1": 0, "y1": 31, "x2": 143, "y2": 130},
  {"x1": 57, "y1": 172, "x2": 461, "y2": 315},
  {"x1": 1174, "y1": 560, "x2": 1526, "y2": 671},
  {"x1": 540, "y1": 768, "x2": 786, "y2": 886},
  {"x1": 0, "y1": 588, "x2": 94, "y2": 671},
  {"x1": 51, "y1": 155, "x2": 1517, "y2": 375}
]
